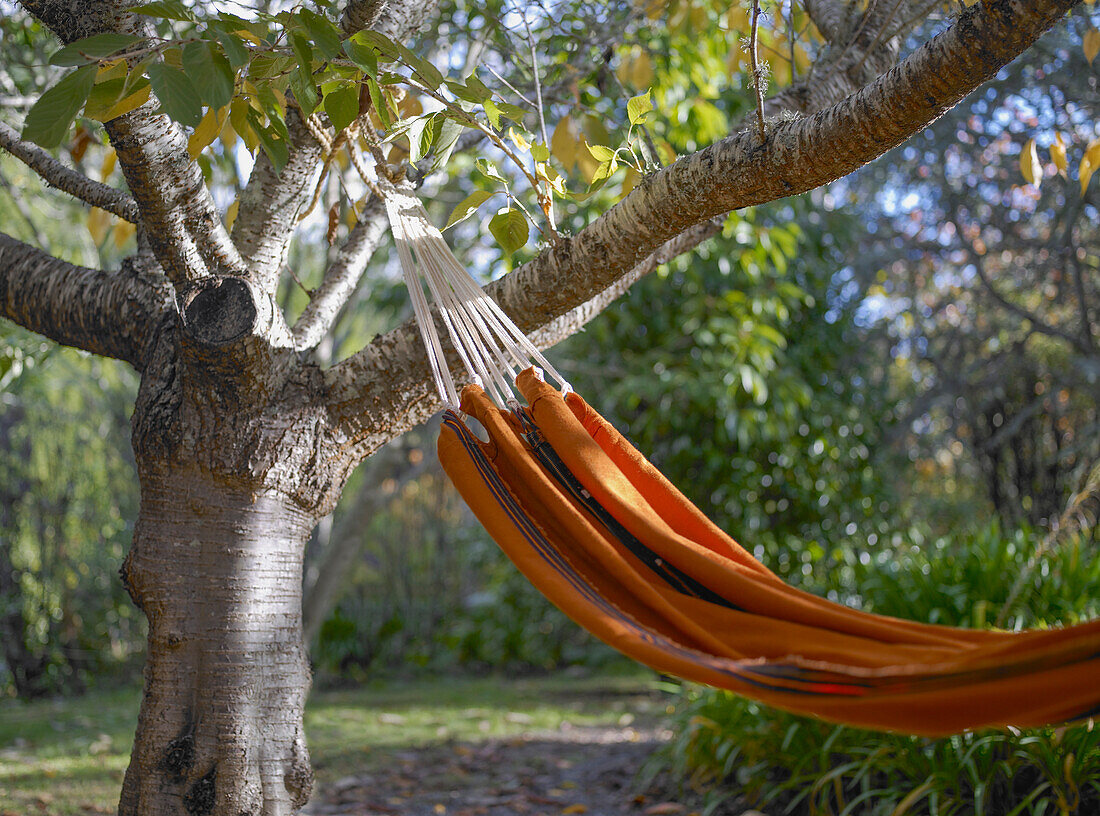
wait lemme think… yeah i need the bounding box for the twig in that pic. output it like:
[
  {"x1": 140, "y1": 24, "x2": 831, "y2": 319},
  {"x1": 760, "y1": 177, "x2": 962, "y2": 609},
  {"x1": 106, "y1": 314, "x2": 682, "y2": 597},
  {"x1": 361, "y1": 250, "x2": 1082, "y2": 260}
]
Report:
[
  {"x1": 521, "y1": 7, "x2": 556, "y2": 233},
  {"x1": 483, "y1": 64, "x2": 536, "y2": 107},
  {"x1": 749, "y1": 0, "x2": 768, "y2": 143},
  {"x1": 0, "y1": 122, "x2": 141, "y2": 223}
]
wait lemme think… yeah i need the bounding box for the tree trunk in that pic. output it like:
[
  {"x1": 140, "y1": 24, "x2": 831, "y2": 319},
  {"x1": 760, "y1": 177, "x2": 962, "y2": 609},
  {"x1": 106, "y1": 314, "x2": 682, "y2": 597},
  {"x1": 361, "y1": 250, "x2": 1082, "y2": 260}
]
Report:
[{"x1": 119, "y1": 460, "x2": 317, "y2": 816}]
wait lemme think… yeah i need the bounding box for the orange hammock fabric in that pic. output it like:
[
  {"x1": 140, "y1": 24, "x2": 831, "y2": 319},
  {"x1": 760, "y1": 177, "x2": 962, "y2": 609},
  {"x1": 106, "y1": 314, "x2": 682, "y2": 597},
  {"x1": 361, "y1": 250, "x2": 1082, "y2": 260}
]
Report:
[{"x1": 437, "y1": 369, "x2": 1100, "y2": 736}]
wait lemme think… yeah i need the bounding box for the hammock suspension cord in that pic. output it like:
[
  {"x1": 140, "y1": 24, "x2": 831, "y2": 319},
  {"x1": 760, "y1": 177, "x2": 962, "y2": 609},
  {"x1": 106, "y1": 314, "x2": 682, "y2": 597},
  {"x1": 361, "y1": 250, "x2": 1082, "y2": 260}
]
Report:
[{"x1": 376, "y1": 176, "x2": 570, "y2": 409}]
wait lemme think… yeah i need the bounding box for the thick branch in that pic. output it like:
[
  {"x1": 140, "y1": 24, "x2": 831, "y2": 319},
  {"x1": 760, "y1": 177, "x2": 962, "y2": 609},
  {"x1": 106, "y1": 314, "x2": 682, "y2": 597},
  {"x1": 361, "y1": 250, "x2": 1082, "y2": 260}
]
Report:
[
  {"x1": 322, "y1": 0, "x2": 1077, "y2": 460},
  {"x1": 292, "y1": 195, "x2": 389, "y2": 350},
  {"x1": 105, "y1": 100, "x2": 245, "y2": 284},
  {"x1": 231, "y1": 107, "x2": 326, "y2": 291},
  {"x1": 753, "y1": 0, "x2": 917, "y2": 127},
  {"x1": 21, "y1": 0, "x2": 244, "y2": 285},
  {"x1": 0, "y1": 122, "x2": 141, "y2": 222},
  {"x1": 232, "y1": 0, "x2": 441, "y2": 293},
  {"x1": 0, "y1": 233, "x2": 171, "y2": 367}
]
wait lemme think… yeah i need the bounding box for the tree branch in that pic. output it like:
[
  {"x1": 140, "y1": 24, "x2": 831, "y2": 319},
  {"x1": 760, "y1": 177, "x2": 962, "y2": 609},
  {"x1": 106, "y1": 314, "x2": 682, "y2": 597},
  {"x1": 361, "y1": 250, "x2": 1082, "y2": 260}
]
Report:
[
  {"x1": 322, "y1": 0, "x2": 1078, "y2": 461},
  {"x1": 230, "y1": 106, "x2": 326, "y2": 291},
  {"x1": 0, "y1": 122, "x2": 141, "y2": 223},
  {"x1": 0, "y1": 233, "x2": 172, "y2": 367},
  {"x1": 20, "y1": 0, "x2": 244, "y2": 286},
  {"x1": 292, "y1": 195, "x2": 389, "y2": 350},
  {"x1": 751, "y1": 0, "x2": 922, "y2": 127},
  {"x1": 231, "y1": 0, "x2": 442, "y2": 293}
]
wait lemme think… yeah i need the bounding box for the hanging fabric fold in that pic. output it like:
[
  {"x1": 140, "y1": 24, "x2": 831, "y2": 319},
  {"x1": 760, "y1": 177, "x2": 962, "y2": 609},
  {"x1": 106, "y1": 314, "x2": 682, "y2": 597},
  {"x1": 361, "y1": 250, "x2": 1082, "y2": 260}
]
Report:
[{"x1": 379, "y1": 178, "x2": 1100, "y2": 737}]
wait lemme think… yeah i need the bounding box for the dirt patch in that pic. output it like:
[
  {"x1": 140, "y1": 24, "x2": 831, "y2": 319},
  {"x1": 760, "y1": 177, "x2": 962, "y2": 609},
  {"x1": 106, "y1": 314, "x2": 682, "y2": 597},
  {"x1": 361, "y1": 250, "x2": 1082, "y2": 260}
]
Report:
[{"x1": 303, "y1": 720, "x2": 693, "y2": 816}]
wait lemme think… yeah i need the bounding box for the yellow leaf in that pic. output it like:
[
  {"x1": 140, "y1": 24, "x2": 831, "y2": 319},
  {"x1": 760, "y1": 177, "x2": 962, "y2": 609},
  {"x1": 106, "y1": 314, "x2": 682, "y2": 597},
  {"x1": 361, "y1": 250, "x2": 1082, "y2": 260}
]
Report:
[
  {"x1": 234, "y1": 28, "x2": 263, "y2": 46},
  {"x1": 508, "y1": 127, "x2": 531, "y2": 152},
  {"x1": 1020, "y1": 138, "x2": 1041, "y2": 187},
  {"x1": 621, "y1": 165, "x2": 639, "y2": 196},
  {"x1": 219, "y1": 112, "x2": 238, "y2": 150},
  {"x1": 96, "y1": 60, "x2": 128, "y2": 82},
  {"x1": 112, "y1": 220, "x2": 136, "y2": 250},
  {"x1": 100, "y1": 148, "x2": 117, "y2": 180},
  {"x1": 87, "y1": 207, "x2": 110, "y2": 245},
  {"x1": 87, "y1": 84, "x2": 151, "y2": 123},
  {"x1": 617, "y1": 47, "x2": 654, "y2": 89},
  {"x1": 562, "y1": 805, "x2": 588, "y2": 815},
  {"x1": 188, "y1": 106, "x2": 225, "y2": 159},
  {"x1": 225, "y1": 199, "x2": 240, "y2": 231},
  {"x1": 1051, "y1": 132, "x2": 1067, "y2": 175},
  {"x1": 640, "y1": 0, "x2": 664, "y2": 20},
  {"x1": 551, "y1": 116, "x2": 579, "y2": 172},
  {"x1": 1080, "y1": 141, "x2": 1100, "y2": 196},
  {"x1": 1087, "y1": 138, "x2": 1100, "y2": 166},
  {"x1": 1084, "y1": 29, "x2": 1100, "y2": 65}
]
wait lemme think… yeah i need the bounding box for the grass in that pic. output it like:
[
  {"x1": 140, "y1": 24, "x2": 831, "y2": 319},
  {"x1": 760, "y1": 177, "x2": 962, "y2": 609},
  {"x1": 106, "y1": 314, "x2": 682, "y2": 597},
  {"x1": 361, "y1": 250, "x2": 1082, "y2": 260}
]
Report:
[{"x1": 0, "y1": 669, "x2": 663, "y2": 815}]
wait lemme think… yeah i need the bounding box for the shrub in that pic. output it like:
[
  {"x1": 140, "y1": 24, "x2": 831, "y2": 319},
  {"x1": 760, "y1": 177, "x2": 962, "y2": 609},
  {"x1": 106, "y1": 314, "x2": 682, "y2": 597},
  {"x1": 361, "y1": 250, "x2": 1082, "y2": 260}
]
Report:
[{"x1": 653, "y1": 521, "x2": 1100, "y2": 815}]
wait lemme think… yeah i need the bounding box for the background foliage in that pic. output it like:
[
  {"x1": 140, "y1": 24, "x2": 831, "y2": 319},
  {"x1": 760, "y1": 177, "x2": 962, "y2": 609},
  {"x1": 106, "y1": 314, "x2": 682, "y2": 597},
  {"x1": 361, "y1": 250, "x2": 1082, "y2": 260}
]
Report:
[{"x1": 2, "y1": 0, "x2": 1099, "y2": 811}]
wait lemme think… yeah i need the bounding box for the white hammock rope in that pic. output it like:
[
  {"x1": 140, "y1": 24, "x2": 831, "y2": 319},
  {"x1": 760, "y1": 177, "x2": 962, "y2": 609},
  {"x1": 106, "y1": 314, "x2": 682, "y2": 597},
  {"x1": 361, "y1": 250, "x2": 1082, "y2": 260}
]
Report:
[{"x1": 377, "y1": 177, "x2": 571, "y2": 410}]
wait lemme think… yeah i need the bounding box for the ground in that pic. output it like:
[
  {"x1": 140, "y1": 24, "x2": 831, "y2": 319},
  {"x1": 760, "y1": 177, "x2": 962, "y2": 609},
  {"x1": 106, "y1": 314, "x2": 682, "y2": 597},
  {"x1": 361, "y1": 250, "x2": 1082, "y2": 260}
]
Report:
[{"x1": 1, "y1": 671, "x2": 745, "y2": 816}]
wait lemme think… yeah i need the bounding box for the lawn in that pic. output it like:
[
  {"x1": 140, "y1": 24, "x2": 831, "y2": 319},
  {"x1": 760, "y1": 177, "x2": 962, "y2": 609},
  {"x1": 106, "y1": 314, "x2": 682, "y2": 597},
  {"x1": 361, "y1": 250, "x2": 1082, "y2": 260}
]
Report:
[{"x1": 0, "y1": 671, "x2": 665, "y2": 815}]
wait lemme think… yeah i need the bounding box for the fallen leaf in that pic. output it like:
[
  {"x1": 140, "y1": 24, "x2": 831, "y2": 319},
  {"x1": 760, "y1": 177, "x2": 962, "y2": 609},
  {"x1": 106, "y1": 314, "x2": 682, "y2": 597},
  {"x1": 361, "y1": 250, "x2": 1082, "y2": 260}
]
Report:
[
  {"x1": 562, "y1": 805, "x2": 588, "y2": 814},
  {"x1": 644, "y1": 804, "x2": 686, "y2": 816}
]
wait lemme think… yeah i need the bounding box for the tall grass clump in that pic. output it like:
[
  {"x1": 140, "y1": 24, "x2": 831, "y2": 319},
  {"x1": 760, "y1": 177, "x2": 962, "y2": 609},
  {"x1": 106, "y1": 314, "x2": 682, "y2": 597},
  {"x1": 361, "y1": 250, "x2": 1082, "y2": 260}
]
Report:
[{"x1": 653, "y1": 522, "x2": 1100, "y2": 815}]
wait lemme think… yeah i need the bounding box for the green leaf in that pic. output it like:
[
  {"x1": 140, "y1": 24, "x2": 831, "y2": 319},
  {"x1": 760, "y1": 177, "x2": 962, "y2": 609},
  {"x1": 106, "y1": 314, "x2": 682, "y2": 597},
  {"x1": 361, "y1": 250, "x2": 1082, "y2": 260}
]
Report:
[
  {"x1": 482, "y1": 99, "x2": 501, "y2": 130},
  {"x1": 213, "y1": 30, "x2": 250, "y2": 68},
  {"x1": 248, "y1": 108, "x2": 288, "y2": 172},
  {"x1": 627, "y1": 90, "x2": 653, "y2": 126},
  {"x1": 183, "y1": 41, "x2": 234, "y2": 109},
  {"x1": 531, "y1": 143, "x2": 549, "y2": 162},
  {"x1": 365, "y1": 76, "x2": 389, "y2": 128},
  {"x1": 299, "y1": 9, "x2": 342, "y2": 60},
  {"x1": 352, "y1": 30, "x2": 444, "y2": 90},
  {"x1": 465, "y1": 73, "x2": 492, "y2": 102},
  {"x1": 495, "y1": 101, "x2": 528, "y2": 124},
  {"x1": 322, "y1": 81, "x2": 359, "y2": 132},
  {"x1": 475, "y1": 158, "x2": 506, "y2": 183},
  {"x1": 290, "y1": 65, "x2": 319, "y2": 114},
  {"x1": 430, "y1": 115, "x2": 463, "y2": 172},
  {"x1": 22, "y1": 65, "x2": 98, "y2": 148},
  {"x1": 290, "y1": 33, "x2": 315, "y2": 74},
  {"x1": 405, "y1": 54, "x2": 444, "y2": 91},
  {"x1": 50, "y1": 34, "x2": 142, "y2": 67},
  {"x1": 446, "y1": 77, "x2": 490, "y2": 104},
  {"x1": 587, "y1": 142, "x2": 616, "y2": 162},
  {"x1": 444, "y1": 189, "x2": 495, "y2": 229},
  {"x1": 351, "y1": 29, "x2": 401, "y2": 61},
  {"x1": 148, "y1": 63, "x2": 203, "y2": 127},
  {"x1": 343, "y1": 38, "x2": 378, "y2": 77},
  {"x1": 406, "y1": 115, "x2": 432, "y2": 164},
  {"x1": 83, "y1": 76, "x2": 126, "y2": 119},
  {"x1": 131, "y1": 0, "x2": 195, "y2": 21},
  {"x1": 488, "y1": 207, "x2": 528, "y2": 256}
]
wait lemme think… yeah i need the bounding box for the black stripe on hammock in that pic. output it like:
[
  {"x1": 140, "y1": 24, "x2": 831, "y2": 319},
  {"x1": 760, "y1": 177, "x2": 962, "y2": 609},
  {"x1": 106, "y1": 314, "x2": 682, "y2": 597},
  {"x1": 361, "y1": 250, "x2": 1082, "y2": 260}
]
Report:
[{"x1": 512, "y1": 406, "x2": 741, "y2": 612}]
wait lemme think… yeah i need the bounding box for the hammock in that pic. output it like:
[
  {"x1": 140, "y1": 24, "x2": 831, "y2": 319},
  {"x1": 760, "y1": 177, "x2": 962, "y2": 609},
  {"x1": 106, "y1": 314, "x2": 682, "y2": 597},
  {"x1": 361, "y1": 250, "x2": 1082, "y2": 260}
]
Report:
[{"x1": 378, "y1": 178, "x2": 1100, "y2": 737}]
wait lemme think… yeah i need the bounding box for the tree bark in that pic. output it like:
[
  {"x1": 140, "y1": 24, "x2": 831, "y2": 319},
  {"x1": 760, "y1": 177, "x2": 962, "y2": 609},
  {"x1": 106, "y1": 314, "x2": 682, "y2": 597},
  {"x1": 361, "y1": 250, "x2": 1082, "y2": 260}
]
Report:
[{"x1": 119, "y1": 463, "x2": 315, "y2": 816}]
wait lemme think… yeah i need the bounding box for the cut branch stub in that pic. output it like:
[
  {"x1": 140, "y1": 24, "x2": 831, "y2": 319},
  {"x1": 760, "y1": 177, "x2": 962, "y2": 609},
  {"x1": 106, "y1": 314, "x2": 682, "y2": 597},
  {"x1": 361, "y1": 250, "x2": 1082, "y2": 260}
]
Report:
[{"x1": 181, "y1": 277, "x2": 257, "y2": 347}]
